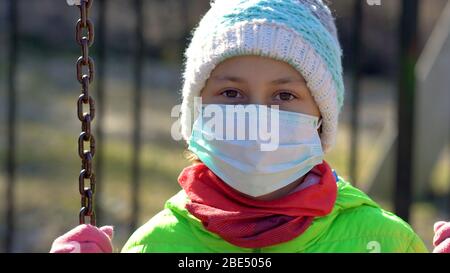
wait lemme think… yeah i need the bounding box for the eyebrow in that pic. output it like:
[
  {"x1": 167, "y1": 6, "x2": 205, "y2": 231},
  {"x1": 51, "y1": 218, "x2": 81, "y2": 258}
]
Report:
[{"x1": 211, "y1": 75, "x2": 305, "y2": 85}]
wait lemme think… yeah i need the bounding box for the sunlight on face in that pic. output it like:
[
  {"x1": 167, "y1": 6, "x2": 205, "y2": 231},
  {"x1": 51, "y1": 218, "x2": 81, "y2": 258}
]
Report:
[{"x1": 200, "y1": 55, "x2": 321, "y2": 118}]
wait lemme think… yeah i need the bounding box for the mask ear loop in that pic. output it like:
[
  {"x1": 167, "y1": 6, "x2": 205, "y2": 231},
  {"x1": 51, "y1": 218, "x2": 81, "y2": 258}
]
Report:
[
  {"x1": 316, "y1": 118, "x2": 323, "y2": 130},
  {"x1": 316, "y1": 118, "x2": 323, "y2": 136}
]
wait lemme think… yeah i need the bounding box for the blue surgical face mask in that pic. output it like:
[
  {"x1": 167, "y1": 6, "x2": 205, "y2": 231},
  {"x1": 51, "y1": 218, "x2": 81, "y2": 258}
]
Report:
[{"x1": 188, "y1": 104, "x2": 324, "y2": 197}]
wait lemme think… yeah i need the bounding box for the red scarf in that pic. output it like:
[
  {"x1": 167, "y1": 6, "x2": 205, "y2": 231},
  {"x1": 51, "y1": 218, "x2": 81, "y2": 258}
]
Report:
[{"x1": 178, "y1": 161, "x2": 337, "y2": 248}]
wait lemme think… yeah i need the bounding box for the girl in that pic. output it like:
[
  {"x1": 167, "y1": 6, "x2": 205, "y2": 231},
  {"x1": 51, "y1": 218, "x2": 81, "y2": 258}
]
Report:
[{"x1": 51, "y1": 0, "x2": 450, "y2": 253}]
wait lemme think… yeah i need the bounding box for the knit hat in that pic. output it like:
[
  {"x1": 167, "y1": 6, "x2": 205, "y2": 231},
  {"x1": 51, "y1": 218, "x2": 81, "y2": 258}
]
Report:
[{"x1": 180, "y1": 0, "x2": 344, "y2": 152}]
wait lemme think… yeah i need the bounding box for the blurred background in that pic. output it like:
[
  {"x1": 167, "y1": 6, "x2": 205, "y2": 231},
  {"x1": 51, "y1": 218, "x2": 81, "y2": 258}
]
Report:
[{"x1": 0, "y1": 0, "x2": 449, "y2": 252}]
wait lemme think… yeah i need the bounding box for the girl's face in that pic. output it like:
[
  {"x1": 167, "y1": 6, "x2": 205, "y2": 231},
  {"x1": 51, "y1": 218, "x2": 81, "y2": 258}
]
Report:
[
  {"x1": 200, "y1": 55, "x2": 320, "y2": 118},
  {"x1": 199, "y1": 55, "x2": 321, "y2": 200}
]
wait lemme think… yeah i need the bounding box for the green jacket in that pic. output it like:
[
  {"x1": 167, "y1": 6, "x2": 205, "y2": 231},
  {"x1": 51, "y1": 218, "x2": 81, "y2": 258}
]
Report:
[{"x1": 122, "y1": 177, "x2": 428, "y2": 253}]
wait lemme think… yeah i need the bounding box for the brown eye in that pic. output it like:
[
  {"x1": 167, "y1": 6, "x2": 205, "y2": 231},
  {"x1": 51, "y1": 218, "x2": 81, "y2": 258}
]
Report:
[
  {"x1": 275, "y1": 91, "x2": 296, "y2": 101},
  {"x1": 221, "y1": 89, "x2": 242, "y2": 98}
]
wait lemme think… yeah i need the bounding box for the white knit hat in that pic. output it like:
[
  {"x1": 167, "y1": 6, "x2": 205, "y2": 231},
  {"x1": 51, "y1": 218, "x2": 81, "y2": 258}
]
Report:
[{"x1": 179, "y1": 0, "x2": 344, "y2": 152}]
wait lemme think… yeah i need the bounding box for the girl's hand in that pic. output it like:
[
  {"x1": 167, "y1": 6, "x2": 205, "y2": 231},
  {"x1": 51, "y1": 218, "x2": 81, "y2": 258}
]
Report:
[
  {"x1": 50, "y1": 224, "x2": 114, "y2": 253},
  {"x1": 433, "y1": 221, "x2": 450, "y2": 253}
]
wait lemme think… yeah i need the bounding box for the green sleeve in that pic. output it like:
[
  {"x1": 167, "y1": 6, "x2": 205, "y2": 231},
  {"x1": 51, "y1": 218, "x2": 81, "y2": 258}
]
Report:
[
  {"x1": 121, "y1": 242, "x2": 145, "y2": 253},
  {"x1": 405, "y1": 233, "x2": 429, "y2": 253}
]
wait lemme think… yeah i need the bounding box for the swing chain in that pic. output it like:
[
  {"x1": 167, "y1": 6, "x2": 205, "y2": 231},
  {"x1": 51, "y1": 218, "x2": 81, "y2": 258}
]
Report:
[{"x1": 75, "y1": 0, "x2": 96, "y2": 226}]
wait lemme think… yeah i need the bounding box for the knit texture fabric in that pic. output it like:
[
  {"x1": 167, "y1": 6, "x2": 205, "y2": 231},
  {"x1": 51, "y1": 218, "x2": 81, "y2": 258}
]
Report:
[{"x1": 180, "y1": 0, "x2": 344, "y2": 152}]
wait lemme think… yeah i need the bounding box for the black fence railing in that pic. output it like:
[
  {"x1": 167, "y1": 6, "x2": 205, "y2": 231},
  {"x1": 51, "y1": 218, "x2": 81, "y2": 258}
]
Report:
[{"x1": 5, "y1": 0, "x2": 18, "y2": 254}]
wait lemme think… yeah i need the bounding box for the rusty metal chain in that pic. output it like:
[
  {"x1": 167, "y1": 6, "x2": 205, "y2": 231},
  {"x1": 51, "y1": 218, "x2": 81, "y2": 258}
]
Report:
[{"x1": 74, "y1": 0, "x2": 96, "y2": 226}]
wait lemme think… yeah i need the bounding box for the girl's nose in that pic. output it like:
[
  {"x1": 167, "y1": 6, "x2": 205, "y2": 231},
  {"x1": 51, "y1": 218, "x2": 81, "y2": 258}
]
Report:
[{"x1": 247, "y1": 92, "x2": 269, "y2": 106}]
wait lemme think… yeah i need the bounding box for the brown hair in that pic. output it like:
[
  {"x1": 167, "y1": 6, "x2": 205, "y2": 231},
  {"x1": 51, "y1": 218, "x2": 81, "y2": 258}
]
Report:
[{"x1": 183, "y1": 148, "x2": 202, "y2": 165}]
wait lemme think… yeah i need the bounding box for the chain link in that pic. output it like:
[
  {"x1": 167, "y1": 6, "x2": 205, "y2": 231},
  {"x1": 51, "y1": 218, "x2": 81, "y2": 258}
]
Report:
[{"x1": 74, "y1": 0, "x2": 96, "y2": 226}]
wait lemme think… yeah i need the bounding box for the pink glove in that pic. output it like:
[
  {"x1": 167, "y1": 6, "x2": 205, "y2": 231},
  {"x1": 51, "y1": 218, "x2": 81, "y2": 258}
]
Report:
[
  {"x1": 50, "y1": 224, "x2": 114, "y2": 253},
  {"x1": 433, "y1": 221, "x2": 450, "y2": 253}
]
